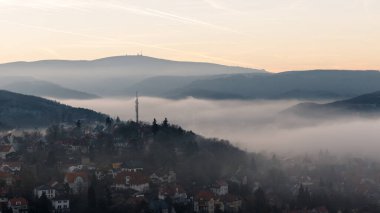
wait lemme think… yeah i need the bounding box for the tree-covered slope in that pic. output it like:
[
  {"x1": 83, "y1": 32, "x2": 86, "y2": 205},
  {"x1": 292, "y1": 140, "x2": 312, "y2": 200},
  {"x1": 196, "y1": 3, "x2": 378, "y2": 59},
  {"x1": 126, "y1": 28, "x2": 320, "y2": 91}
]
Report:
[{"x1": 0, "y1": 90, "x2": 106, "y2": 129}]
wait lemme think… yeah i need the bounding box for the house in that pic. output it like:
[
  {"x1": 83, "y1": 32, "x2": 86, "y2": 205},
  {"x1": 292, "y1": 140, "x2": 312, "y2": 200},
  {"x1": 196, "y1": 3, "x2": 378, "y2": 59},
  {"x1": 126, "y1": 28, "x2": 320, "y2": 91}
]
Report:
[
  {"x1": 211, "y1": 180, "x2": 228, "y2": 196},
  {"x1": 113, "y1": 171, "x2": 149, "y2": 192},
  {"x1": 50, "y1": 181, "x2": 69, "y2": 196},
  {"x1": 112, "y1": 162, "x2": 123, "y2": 170},
  {"x1": 64, "y1": 172, "x2": 88, "y2": 194},
  {"x1": 8, "y1": 197, "x2": 28, "y2": 213},
  {"x1": 0, "y1": 188, "x2": 9, "y2": 212},
  {"x1": 220, "y1": 194, "x2": 242, "y2": 213},
  {"x1": 150, "y1": 170, "x2": 176, "y2": 184},
  {"x1": 0, "y1": 145, "x2": 15, "y2": 160},
  {"x1": 34, "y1": 185, "x2": 56, "y2": 199},
  {"x1": 229, "y1": 175, "x2": 247, "y2": 186},
  {"x1": 0, "y1": 172, "x2": 14, "y2": 186},
  {"x1": 127, "y1": 196, "x2": 145, "y2": 207},
  {"x1": 0, "y1": 162, "x2": 21, "y2": 173},
  {"x1": 158, "y1": 184, "x2": 188, "y2": 204},
  {"x1": 52, "y1": 196, "x2": 70, "y2": 213},
  {"x1": 121, "y1": 162, "x2": 144, "y2": 172},
  {"x1": 194, "y1": 191, "x2": 215, "y2": 213}
]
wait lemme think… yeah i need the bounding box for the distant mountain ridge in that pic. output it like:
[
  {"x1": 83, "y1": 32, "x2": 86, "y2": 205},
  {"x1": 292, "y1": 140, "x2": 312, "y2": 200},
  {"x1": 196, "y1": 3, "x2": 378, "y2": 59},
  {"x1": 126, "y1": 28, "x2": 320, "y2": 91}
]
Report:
[
  {"x1": 167, "y1": 70, "x2": 380, "y2": 100},
  {"x1": 0, "y1": 55, "x2": 266, "y2": 77},
  {"x1": 0, "y1": 90, "x2": 106, "y2": 129},
  {"x1": 0, "y1": 55, "x2": 266, "y2": 98},
  {"x1": 2, "y1": 56, "x2": 380, "y2": 101}
]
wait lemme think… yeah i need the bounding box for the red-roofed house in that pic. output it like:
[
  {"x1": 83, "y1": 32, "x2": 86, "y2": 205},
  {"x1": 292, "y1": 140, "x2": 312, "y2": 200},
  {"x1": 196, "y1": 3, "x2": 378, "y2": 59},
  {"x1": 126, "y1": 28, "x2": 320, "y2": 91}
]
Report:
[
  {"x1": 113, "y1": 171, "x2": 149, "y2": 192},
  {"x1": 64, "y1": 172, "x2": 88, "y2": 194},
  {"x1": 0, "y1": 145, "x2": 15, "y2": 160},
  {"x1": 8, "y1": 197, "x2": 28, "y2": 213},
  {"x1": 194, "y1": 191, "x2": 215, "y2": 213}
]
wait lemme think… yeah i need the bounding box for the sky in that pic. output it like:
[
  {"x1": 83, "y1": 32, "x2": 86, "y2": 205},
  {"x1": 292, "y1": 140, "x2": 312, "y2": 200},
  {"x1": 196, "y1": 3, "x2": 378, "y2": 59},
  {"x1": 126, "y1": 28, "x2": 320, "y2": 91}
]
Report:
[{"x1": 1, "y1": 0, "x2": 380, "y2": 72}]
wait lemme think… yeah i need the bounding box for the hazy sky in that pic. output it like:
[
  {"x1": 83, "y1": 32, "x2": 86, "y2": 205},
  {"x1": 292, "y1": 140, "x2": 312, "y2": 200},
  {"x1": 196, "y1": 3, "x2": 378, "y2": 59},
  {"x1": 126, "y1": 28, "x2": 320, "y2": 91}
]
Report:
[{"x1": 1, "y1": 0, "x2": 380, "y2": 72}]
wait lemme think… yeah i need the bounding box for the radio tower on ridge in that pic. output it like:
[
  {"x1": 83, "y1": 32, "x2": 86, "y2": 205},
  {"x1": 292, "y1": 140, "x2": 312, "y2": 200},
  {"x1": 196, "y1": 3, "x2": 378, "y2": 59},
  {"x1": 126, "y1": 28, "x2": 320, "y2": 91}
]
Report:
[{"x1": 135, "y1": 91, "x2": 139, "y2": 124}]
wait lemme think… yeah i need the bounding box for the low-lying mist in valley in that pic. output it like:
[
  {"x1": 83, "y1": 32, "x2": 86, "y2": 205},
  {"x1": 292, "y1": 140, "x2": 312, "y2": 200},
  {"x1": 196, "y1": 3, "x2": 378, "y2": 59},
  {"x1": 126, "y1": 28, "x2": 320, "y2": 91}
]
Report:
[{"x1": 57, "y1": 97, "x2": 380, "y2": 158}]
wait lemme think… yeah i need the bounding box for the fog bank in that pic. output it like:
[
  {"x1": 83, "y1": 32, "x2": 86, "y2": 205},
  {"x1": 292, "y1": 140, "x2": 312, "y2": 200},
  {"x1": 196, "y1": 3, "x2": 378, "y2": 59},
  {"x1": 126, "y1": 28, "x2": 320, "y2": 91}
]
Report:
[{"x1": 57, "y1": 97, "x2": 380, "y2": 157}]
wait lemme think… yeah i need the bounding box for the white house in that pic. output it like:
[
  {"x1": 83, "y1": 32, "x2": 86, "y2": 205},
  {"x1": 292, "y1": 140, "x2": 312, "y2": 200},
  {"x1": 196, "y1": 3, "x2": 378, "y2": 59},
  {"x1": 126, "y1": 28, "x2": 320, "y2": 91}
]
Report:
[
  {"x1": 34, "y1": 185, "x2": 56, "y2": 199},
  {"x1": 52, "y1": 198, "x2": 70, "y2": 213},
  {"x1": 211, "y1": 180, "x2": 228, "y2": 196}
]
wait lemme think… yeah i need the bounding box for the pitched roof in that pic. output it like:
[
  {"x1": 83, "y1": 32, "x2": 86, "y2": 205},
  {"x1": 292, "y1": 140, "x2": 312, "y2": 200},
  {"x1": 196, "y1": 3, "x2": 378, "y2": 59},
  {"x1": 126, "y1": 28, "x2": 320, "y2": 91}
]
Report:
[
  {"x1": 196, "y1": 191, "x2": 215, "y2": 201},
  {"x1": 160, "y1": 184, "x2": 186, "y2": 196},
  {"x1": 9, "y1": 197, "x2": 28, "y2": 206},
  {"x1": 114, "y1": 171, "x2": 149, "y2": 185},
  {"x1": 1, "y1": 161, "x2": 21, "y2": 168},
  {"x1": 64, "y1": 172, "x2": 88, "y2": 183},
  {"x1": 0, "y1": 171, "x2": 12, "y2": 179},
  {"x1": 129, "y1": 173, "x2": 149, "y2": 185},
  {"x1": 213, "y1": 180, "x2": 228, "y2": 188},
  {"x1": 35, "y1": 184, "x2": 55, "y2": 191},
  {"x1": 0, "y1": 145, "x2": 13, "y2": 153},
  {"x1": 221, "y1": 194, "x2": 240, "y2": 203}
]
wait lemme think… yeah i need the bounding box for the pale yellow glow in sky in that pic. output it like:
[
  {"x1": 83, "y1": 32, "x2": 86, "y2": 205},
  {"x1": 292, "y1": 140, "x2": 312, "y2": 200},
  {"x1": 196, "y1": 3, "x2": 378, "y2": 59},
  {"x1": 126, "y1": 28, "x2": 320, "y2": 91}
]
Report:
[{"x1": 1, "y1": 0, "x2": 380, "y2": 72}]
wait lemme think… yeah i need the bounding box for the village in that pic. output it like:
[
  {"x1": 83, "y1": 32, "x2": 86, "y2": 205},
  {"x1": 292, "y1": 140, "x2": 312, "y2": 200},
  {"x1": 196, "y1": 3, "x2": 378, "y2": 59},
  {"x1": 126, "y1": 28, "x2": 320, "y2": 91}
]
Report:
[
  {"x1": 0, "y1": 117, "x2": 246, "y2": 213},
  {"x1": 0, "y1": 115, "x2": 378, "y2": 213}
]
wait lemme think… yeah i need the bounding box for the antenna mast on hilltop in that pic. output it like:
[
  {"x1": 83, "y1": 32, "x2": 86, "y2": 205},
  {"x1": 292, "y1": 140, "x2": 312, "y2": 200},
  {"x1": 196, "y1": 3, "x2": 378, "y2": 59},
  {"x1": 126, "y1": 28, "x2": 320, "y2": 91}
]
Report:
[{"x1": 135, "y1": 91, "x2": 139, "y2": 123}]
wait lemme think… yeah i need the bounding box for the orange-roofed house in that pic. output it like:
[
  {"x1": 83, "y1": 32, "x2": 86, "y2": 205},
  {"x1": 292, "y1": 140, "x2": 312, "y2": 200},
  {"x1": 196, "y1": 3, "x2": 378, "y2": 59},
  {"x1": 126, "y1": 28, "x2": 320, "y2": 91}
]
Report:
[
  {"x1": 64, "y1": 172, "x2": 88, "y2": 194},
  {"x1": 194, "y1": 191, "x2": 215, "y2": 213},
  {"x1": 8, "y1": 197, "x2": 28, "y2": 213}
]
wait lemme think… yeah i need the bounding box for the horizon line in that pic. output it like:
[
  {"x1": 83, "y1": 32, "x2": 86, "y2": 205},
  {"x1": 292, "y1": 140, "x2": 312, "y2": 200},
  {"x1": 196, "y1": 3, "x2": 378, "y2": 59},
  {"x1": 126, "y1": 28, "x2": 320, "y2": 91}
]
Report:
[{"x1": 1, "y1": 54, "x2": 380, "y2": 74}]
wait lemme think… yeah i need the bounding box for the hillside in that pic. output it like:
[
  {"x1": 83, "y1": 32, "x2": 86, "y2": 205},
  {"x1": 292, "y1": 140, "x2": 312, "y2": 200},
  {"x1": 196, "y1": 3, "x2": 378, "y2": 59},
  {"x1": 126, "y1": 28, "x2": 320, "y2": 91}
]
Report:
[
  {"x1": 0, "y1": 90, "x2": 106, "y2": 129},
  {"x1": 284, "y1": 91, "x2": 380, "y2": 118},
  {"x1": 1, "y1": 80, "x2": 99, "y2": 99}
]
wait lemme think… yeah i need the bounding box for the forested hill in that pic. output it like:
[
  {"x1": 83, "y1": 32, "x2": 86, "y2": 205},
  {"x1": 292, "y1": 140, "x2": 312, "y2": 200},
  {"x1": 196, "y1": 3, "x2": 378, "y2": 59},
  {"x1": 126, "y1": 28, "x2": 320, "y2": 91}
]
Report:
[
  {"x1": 284, "y1": 90, "x2": 380, "y2": 118},
  {"x1": 0, "y1": 90, "x2": 106, "y2": 129}
]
